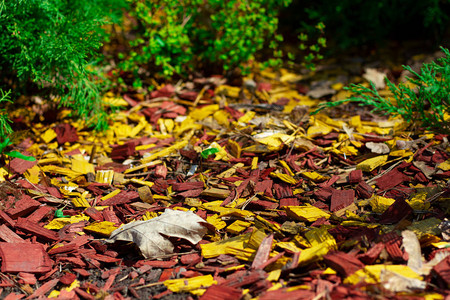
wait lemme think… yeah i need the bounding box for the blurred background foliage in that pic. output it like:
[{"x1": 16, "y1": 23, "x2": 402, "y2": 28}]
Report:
[{"x1": 0, "y1": 0, "x2": 449, "y2": 134}]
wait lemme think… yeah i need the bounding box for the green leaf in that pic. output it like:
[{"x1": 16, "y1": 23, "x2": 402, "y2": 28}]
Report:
[
  {"x1": 4, "y1": 150, "x2": 36, "y2": 161},
  {"x1": 201, "y1": 148, "x2": 219, "y2": 159}
]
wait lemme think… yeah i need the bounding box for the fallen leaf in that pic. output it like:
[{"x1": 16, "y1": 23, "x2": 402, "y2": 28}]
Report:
[
  {"x1": 106, "y1": 209, "x2": 208, "y2": 259},
  {"x1": 363, "y1": 68, "x2": 387, "y2": 90},
  {"x1": 366, "y1": 142, "x2": 390, "y2": 154}
]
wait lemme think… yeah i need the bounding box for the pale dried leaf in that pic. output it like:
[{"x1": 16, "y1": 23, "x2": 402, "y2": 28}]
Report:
[
  {"x1": 380, "y1": 270, "x2": 426, "y2": 292},
  {"x1": 106, "y1": 209, "x2": 208, "y2": 259},
  {"x1": 363, "y1": 68, "x2": 387, "y2": 90},
  {"x1": 366, "y1": 142, "x2": 390, "y2": 154},
  {"x1": 401, "y1": 230, "x2": 423, "y2": 273}
]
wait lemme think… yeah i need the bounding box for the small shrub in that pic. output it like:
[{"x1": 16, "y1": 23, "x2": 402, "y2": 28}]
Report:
[
  {"x1": 117, "y1": 0, "x2": 324, "y2": 82},
  {"x1": 313, "y1": 47, "x2": 450, "y2": 133},
  {"x1": 0, "y1": 0, "x2": 122, "y2": 130}
]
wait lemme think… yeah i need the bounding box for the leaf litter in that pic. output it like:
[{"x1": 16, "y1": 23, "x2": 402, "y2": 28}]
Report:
[{"x1": 0, "y1": 54, "x2": 449, "y2": 299}]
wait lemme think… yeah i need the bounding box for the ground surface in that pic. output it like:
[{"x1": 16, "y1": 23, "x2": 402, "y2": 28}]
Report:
[{"x1": 0, "y1": 46, "x2": 449, "y2": 299}]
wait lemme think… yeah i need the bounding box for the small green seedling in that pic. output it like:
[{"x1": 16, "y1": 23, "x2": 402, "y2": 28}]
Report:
[
  {"x1": 201, "y1": 148, "x2": 219, "y2": 159},
  {"x1": 0, "y1": 138, "x2": 36, "y2": 162},
  {"x1": 0, "y1": 137, "x2": 36, "y2": 162}
]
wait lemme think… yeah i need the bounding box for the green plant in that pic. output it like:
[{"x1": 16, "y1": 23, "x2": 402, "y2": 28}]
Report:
[
  {"x1": 313, "y1": 47, "x2": 450, "y2": 133},
  {"x1": 0, "y1": 89, "x2": 35, "y2": 163},
  {"x1": 118, "y1": 0, "x2": 324, "y2": 80},
  {"x1": 0, "y1": 0, "x2": 122, "y2": 130}
]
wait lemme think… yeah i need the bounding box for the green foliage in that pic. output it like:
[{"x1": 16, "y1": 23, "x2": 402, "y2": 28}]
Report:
[
  {"x1": 119, "y1": 0, "x2": 323, "y2": 80},
  {"x1": 0, "y1": 89, "x2": 13, "y2": 140},
  {"x1": 0, "y1": 0, "x2": 121, "y2": 130},
  {"x1": 0, "y1": 89, "x2": 35, "y2": 162},
  {"x1": 313, "y1": 47, "x2": 450, "y2": 133}
]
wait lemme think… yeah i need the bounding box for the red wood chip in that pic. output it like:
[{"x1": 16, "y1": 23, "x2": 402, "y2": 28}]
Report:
[
  {"x1": 323, "y1": 251, "x2": 365, "y2": 277},
  {"x1": 251, "y1": 234, "x2": 274, "y2": 269},
  {"x1": 54, "y1": 123, "x2": 79, "y2": 144},
  {"x1": 18, "y1": 272, "x2": 36, "y2": 285},
  {"x1": 26, "y1": 278, "x2": 59, "y2": 299},
  {"x1": 180, "y1": 253, "x2": 201, "y2": 265},
  {"x1": 355, "y1": 181, "x2": 374, "y2": 199},
  {"x1": 223, "y1": 270, "x2": 266, "y2": 288},
  {"x1": 155, "y1": 164, "x2": 168, "y2": 178},
  {"x1": 59, "y1": 273, "x2": 77, "y2": 285},
  {"x1": 177, "y1": 188, "x2": 204, "y2": 198},
  {"x1": 0, "y1": 243, "x2": 53, "y2": 273},
  {"x1": 259, "y1": 288, "x2": 315, "y2": 300},
  {"x1": 279, "y1": 198, "x2": 300, "y2": 207},
  {"x1": 0, "y1": 224, "x2": 25, "y2": 243},
  {"x1": 9, "y1": 155, "x2": 37, "y2": 174},
  {"x1": 357, "y1": 242, "x2": 385, "y2": 265},
  {"x1": 172, "y1": 181, "x2": 204, "y2": 192},
  {"x1": 330, "y1": 189, "x2": 355, "y2": 212},
  {"x1": 0, "y1": 211, "x2": 16, "y2": 227},
  {"x1": 100, "y1": 190, "x2": 139, "y2": 206},
  {"x1": 375, "y1": 169, "x2": 409, "y2": 190},
  {"x1": 84, "y1": 207, "x2": 104, "y2": 222},
  {"x1": 348, "y1": 169, "x2": 363, "y2": 183},
  {"x1": 379, "y1": 198, "x2": 413, "y2": 224},
  {"x1": 150, "y1": 85, "x2": 175, "y2": 98},
  {"x1": 15, "y1": 218, "x2": 59, "y2": 242},
  {"x1": 137, "y1": 260, "x2": 177, "y2": 268},
  {"x1": 73, "y1": 268, "x2": 91, "y2": 277},
  {"x1": 382, "y1": 232, "x2": 405, "y2": 261},
  {"x1": 432, "y1": 255, "x2": 450, "y2": 288},
  {"x1": 26, "y1": 206, "x2": 54, "y2": 223},
  {"x1": 200, "y1": 284, "x2": 243, "y2": 300},
  {"x1": 110, "y1": 142, "x2": 135, "y2": 160},
  {"x1": 48, "y1": 243, "x2": 79, "y2": 255},
  {"x1": 313, "y1": 186, "x2": 335, "y2": 202},
  {"x1": 5, "y1": 194, "x2": 41, "y2": 219},
  {"x1": 74, "y1": 287, "x2": 96, "y2": 300}
]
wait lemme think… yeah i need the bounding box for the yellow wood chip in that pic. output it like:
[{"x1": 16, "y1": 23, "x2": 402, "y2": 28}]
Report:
[
  {"x1": 41, "y1": 128, "x2": 57, "y2": 143},
  {"x1": 368, "y1": 195, "x2": 395, "y2": 213},
  {"x1": 300, "y1": 171, "x2": 330, "y2": 183},
  {"x1": 238, "y1": 111, "x2": 256, "y2": 124},
  {"x1": 201, "y1": 233, "x2": 251, "y2": 258},
  {"x1": 95, "y1": 170, "x2": 114, "y2": 184},
  {"x1": 298, "y1": 239, "x2": 336, "y2": 266},
  {"x1": 437, "y1": 159, "x2": 450, "y2": 171},
  {"x1": 140, "y1": 141, "x2": 188, "y2": 164},
  {"x1": 71, "y1": 155, "x2": 95, "y2": 174},
  {"x1": 279, "y1": 160, "x2": 294, "y2": 176},
  {"x1": 165, "y1": 275, "x2": 217, "y2": 294},
  {"x1": 356, "y1": 155, "x2": 388, "y2": 172},
  {"x1": 40, "y1": 165, "x2": 81, "y2": 178},
  {"x1": 251, "y1": 157, "x2": 258, "y2": 169},
  {"x1": 206, "y1": 214, "x2": 226, "y2": 230},
  {"x1": 270, "y1": 172, "x2": 298, "y2": 184},
  {"x1": 83, "y1": 221, "x2": 118, "y2": 236},
  {"x1": 226, "y1": 220, "x2": 252, "y2": 234},
  {"x1": 101, "y1": 189, "x2": 121, "y2": 201},
  {"x1": 24, "y1": 165, "x2": 40, "y2": 184},
  {"x1": 45, "y1": 215, "x2": 90, "y2": 230},
  {"x1": 130, "y1": 178, "x2": 154, "y2": 188},
  {"x1": 72, "y1": 196, "x2": 91, "y2": 208},
  {"x1": 285, "y1": 204, "x2": 330, "y2": 222},
  {"x1": 267, "y1": 269, "x2": 282, "y2": 282},
  {"x1": 276, "y1": 241, "x2": 302, "y2": 253},
  {"x1": 344, "y1": 265, "x2": 422, "y2": 285},
  {"x1": 213, "y1": 110, "x2": 230, "y2": 127}
]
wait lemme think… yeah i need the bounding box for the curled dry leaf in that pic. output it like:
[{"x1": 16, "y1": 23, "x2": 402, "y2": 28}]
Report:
[
  {"x1": 366, "y1": 142, "x2": 390, "y2": 154},
  {"x1": 363, "y1": 68, "x2": 387, "y2": 90},
  {"x1": 106, "y1": 209, "x2": 209, "y2": 259}
]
